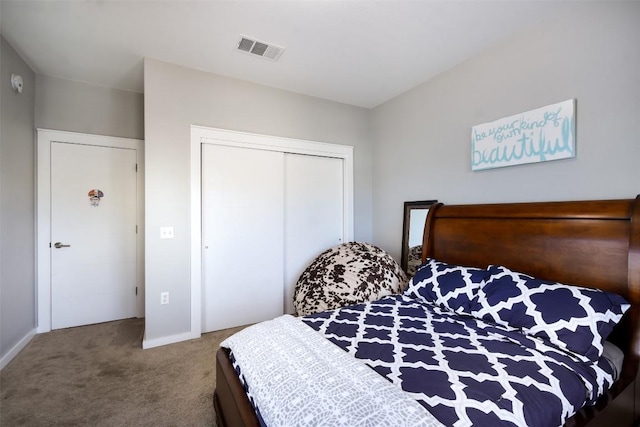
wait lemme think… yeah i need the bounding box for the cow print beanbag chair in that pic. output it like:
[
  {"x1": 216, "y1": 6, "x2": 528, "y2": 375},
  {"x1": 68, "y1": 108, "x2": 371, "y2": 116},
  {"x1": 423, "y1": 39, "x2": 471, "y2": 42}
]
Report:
[{"x1": 293, "y1": 242, "x2": 408, "y2": 316}]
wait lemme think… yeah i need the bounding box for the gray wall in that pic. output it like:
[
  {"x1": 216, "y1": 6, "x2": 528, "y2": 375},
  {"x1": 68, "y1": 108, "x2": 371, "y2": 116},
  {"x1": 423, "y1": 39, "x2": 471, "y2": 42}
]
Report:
[
  {"x1": 35, "y1": 75, "x2": 144, "y2": 140},
  {"x1": 371, "y1": 2, "x2": 640, "y2": 261},
  {"x1": 1, "y1": 36, "x2": 36, "y2": 361},
  {"x1": 144, "y1": 58, "x2": 372, "y2": 342}
]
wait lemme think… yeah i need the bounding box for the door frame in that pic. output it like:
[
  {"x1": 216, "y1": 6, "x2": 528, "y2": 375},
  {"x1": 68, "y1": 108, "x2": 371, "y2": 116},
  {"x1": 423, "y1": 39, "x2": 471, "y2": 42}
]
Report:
[
  {"x1": 36, "y1": 129, "x2": 144, "y2": 333},
  {"x1": 190, "y1": 125, "x2": 354, "y2": 335}
]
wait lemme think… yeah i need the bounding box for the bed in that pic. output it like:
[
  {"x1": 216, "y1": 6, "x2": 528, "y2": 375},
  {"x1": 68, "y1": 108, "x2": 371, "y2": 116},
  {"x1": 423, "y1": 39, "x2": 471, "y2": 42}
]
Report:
[{"x1": 213, "y1": 196, "x2": 640, "y2": 427}]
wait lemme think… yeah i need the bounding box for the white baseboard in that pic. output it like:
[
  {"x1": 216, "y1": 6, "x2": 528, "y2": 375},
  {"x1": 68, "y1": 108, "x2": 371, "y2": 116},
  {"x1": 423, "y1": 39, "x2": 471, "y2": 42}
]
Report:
[
  {"x1": 142, "y1": 330, "x2": 200, "y2": 349},
  {"x1": 0, "y1": 328, "x2": 37, "y2": 370}
]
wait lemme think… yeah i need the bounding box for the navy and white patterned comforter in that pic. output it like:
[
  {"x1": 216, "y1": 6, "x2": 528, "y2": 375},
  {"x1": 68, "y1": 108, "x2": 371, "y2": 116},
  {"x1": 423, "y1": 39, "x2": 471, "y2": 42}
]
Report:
[{"x1": 302, "y1": 294, "x2": 616, "y2": 427}]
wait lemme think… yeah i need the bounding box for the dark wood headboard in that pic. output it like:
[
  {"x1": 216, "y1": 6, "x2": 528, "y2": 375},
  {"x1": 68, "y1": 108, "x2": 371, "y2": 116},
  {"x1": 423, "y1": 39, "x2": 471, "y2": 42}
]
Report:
[{"x1": 421, "y1": 195, "x2": 640, "y2": 426}]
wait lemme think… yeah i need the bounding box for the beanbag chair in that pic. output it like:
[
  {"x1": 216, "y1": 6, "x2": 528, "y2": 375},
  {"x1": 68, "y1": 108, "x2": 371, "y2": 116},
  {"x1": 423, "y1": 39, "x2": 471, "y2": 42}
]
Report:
[{"x1": 293, "y1": 242, "x2": 408, "y2": 316}]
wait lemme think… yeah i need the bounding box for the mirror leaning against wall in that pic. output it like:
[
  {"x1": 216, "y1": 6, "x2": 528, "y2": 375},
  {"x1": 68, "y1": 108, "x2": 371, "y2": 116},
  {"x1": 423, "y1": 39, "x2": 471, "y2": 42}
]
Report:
[{"x1": 401, "y1": 200, "x2": 437, "y2": 277}]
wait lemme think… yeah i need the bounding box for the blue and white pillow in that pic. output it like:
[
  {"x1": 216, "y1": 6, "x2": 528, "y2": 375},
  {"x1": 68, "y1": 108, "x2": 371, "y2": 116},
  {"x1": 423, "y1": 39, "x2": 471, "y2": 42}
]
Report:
[
  {"x1": 404, "y1": 258, "x2": 490, "y2": 314},
  {"x1": 470, "y1": 265, "x2": 630, "y2": 361}
]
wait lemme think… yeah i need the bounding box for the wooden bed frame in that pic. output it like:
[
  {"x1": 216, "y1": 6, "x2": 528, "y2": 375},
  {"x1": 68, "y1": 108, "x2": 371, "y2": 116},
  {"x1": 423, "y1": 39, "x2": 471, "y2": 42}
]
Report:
[{"x1": 214, "y1": 196, "x2": 640, "y2": 427}]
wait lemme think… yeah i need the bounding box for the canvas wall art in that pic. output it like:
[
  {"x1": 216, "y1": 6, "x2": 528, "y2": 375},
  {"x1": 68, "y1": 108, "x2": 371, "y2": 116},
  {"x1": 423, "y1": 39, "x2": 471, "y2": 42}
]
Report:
[{"x1": 471, "y1": 99, "x2": 575, "y2": 171}]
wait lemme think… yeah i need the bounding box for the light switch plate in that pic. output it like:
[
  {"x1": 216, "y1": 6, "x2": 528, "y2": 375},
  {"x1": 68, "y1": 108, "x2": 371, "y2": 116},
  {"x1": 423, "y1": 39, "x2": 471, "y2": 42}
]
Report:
[{"x1": 160, "y1": 226, "x2": 174, "y2": 239}]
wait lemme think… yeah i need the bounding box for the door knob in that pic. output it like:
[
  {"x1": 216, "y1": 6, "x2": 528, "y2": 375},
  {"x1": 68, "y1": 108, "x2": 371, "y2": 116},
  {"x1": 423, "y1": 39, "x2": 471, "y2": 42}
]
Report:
[{"x1": 54, "y1": 242, "x2": 71, "y2": 249}]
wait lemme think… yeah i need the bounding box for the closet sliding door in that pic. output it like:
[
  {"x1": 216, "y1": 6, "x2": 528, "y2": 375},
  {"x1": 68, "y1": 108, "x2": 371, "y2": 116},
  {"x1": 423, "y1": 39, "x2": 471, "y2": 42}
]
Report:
[
  {"x1": 284, "y1": 154, "x2": 344, "y2": 313},
  {"x1": 201, "y1": 144, "x2": 284, "y2": 332}
]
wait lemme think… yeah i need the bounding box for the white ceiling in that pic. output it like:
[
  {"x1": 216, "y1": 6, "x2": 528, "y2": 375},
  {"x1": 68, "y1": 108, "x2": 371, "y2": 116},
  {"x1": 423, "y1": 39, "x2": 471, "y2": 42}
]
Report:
[{"x1": 1, "y1": 0, "x2": 573, "y2": 108}]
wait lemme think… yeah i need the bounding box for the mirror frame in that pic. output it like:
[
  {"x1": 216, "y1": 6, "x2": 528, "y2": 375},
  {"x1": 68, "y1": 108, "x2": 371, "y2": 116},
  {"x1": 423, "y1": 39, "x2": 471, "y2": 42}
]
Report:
[{"x1": 401, "y1": 200, "x2": 438, "y2": 275}]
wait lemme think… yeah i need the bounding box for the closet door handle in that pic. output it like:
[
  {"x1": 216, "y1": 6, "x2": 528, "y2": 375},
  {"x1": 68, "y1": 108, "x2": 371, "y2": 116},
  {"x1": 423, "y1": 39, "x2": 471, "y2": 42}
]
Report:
[{"x1": 54, "y1": 242, "x2": 71, "y2": 248}]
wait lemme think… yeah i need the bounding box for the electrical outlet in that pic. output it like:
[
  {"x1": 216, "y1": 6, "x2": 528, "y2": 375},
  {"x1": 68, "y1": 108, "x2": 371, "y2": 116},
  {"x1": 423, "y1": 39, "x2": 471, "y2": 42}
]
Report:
[
  {"x1": 160, "y1": 226, "x2": 174, "y2": 239},
  {"x1": 160, "y1": 292, "x2": 169, "y2": 305}
]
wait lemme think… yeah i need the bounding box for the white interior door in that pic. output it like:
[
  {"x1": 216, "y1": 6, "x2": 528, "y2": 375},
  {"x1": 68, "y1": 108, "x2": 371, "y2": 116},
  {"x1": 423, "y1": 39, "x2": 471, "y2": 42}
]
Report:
[
  {"x1": 202, "y1": 144, "x2": 285, "y2": 332},
  {"x1": 51, "y1": 142, "x2": 137, "y2": 329},
  {"x1": 284, "y1": 154, "x2": 344, "y2": 313}
]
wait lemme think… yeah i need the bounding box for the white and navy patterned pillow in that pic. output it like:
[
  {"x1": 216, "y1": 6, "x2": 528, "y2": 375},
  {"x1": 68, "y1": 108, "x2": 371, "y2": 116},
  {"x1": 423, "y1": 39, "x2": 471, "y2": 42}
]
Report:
[
  {"x1": 404, "y1": 258, "x2": 490, "y2": 314},
  {"x1": 470, "y1": 265, "x2": 630, "y2": 361}
]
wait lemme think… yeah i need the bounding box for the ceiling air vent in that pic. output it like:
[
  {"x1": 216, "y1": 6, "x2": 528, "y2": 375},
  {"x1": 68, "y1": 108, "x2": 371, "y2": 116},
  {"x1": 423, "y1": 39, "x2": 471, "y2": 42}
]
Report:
[{"x1": 237, "y1": 36, "x2": 285, "y2": 61}]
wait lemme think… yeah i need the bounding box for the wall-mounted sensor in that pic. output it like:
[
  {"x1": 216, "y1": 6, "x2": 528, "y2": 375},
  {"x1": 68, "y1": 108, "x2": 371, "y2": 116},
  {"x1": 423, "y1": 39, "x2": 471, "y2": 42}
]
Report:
[{"x1": 11, "y1": 74, "x2": 23, "y2": 94}]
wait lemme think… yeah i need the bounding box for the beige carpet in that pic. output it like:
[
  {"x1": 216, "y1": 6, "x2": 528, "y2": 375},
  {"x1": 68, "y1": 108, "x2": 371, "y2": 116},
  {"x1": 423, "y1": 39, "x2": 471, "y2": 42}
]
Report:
[{"x1": 0, "y1": 319, "x2": 244, "y2": 426}]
